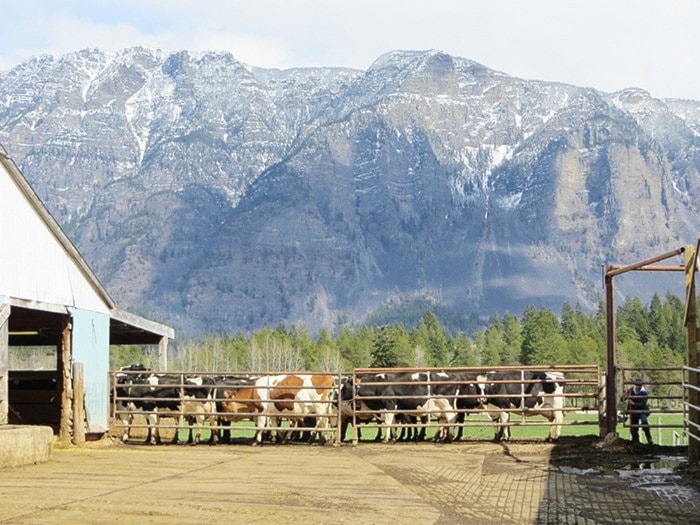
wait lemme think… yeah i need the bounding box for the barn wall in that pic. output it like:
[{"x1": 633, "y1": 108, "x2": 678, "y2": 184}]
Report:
[
  {"x1": 69, "y1": 307, "x2": 110, "y2": 433},
  {"x1": 0, "y1": 163, "x2": 109, "y2": 314},
  {"x1": 0, "y1": 299, "x2": 8, "y2": 425}
]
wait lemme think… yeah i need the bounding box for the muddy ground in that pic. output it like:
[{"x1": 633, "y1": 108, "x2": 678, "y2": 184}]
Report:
[{"x1": 0, "y1": 429, "x2": 699, "y2": 524}]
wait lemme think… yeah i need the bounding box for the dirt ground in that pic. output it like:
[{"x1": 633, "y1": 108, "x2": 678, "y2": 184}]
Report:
[{"x1": 0, "y1": 430, "x2": 699, "y2": 524}]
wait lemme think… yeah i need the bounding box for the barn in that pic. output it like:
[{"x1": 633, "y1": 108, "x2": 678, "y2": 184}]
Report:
[{"x1": 0, "y1": 144, "x2": 173, "y2": 447}]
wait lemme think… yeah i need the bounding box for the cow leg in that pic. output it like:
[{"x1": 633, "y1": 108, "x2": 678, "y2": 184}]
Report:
[
  {"x1": 173, "y1": 413, "x2": 186, "y2": 445},
  {"x1": 341, "y1": 417, "x2": 351, "y2": 442},
  {"x1": 500, "y1": 412, "x2": 511, "y2": 441},
  {"x1": 218, "y1": 420, "x2": 231, "y2": 444},
  {"x1": 207, "y1": 412, "x2": 219, "y2": 445},
  {"x1": 273, "y1": 417, "x2": 289, "y2": 444},
  {"x1": 314, "y1": 414, "x2": 330, "y2": 445},
  {"x1": 417, "y1": 415, "x2": 429, "y2": 442},
  {"x1": 191, "y1": 414, "x2": 205, "y2": 445},
  {"x1": 120, "y1": 410, "x2": 134, "y2": 442},
  {"x1": 454, "y1": 411, "x2": 465, "y2": 441},
  {"x1": 492, "y1": 411, "x2": 509, "y2": 442},
  {"x1": 146, "y1": 412, "x2": 160, "y2": 445},
  {"x1": 253, "y1": 415, "x2": 267, "y2": 446},
  {"x1": 547, "y1": 411, "x2": 564, "y2": 441},
  {"x1": 382, "y1": 412, "x2": 396, "y2": 443}
]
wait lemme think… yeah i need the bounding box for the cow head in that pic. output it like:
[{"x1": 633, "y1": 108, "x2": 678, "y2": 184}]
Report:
[{"x1": 475, "y1": 374, "x2": 488, "y2": 406}]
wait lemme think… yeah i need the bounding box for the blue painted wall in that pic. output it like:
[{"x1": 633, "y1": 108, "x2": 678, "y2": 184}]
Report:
[{"x1": 69, "y1": 307, "x2": 110, "y2": 432}]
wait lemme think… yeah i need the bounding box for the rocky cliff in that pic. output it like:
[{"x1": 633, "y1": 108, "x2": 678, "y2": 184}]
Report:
[{"x1": 1, "y1": 48, "x2": 698, "y2": 334}]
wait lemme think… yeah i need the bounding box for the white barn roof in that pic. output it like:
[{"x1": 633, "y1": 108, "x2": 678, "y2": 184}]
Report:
[{"x1": 0, "y1": 144, "x2": 173, "y2": 342}]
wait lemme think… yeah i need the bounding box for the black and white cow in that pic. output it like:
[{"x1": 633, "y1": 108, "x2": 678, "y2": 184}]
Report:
[
  {"x1": 336, "y1": 375, "x2": 384, "y2": 442},
  {"x1": 113, "y1": 364, "x2": 151, "y2": 443},
  {"x1": 482, "y1": 370, "x2": 565, "y2": 442},
  {"x1": 444, "y1": 371, "x2": 488, "y2": 441},
  {"x1": 113, "y1": 370, "x2": 216, "y2": 445},
  {"x1": 350, "y1": 371, "x2": 461, "y2": 443}
]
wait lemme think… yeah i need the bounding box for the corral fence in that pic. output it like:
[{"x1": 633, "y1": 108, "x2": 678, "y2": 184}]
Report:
[
  {"x1": 349, "y1": 365, "x2": 602, "y2": 443},
  {"x1": 683, "y1": 365, "x2": 700, "y2": 446},
  {"x1": 618, "y1": 367, "x2": 687, "y2": 445},
  {"x1": 110, "y1": 365, "x2": 610, "y2": 445},
  {"x1": 110, "y1": 371, "x2": 342, "y2": 444}
]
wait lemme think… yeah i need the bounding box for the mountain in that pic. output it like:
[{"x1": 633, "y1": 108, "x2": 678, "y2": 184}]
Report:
[{"x1": 1, "y1": 47, "x2": 699, "y2": 335}]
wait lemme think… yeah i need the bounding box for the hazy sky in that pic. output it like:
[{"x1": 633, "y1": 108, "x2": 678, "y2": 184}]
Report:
[{"x1": 1, "y1": 0, "x2": 697, "y2": 100}]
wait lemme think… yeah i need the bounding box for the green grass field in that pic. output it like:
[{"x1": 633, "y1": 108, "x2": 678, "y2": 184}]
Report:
[{"x1": 175, "y1": 412, "x2": 688, "y2": 446}]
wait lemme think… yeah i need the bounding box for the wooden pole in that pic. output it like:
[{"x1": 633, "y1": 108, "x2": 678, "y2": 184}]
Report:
[
  {"x1": 159, "y1": 336, "x2": 168, "y2": 371},
  {"x1": 72, "y1": 362, "x2": 86, "y2": 446},
  {"x1": 59, "y1": 319, "x2": 72, "y2": 445},
  {"x1": 604, "y1": 266, "x2": 618, "y2": 437},
  {"x1": 685, "y1": 246, "x2": 700, "y2": 465}
]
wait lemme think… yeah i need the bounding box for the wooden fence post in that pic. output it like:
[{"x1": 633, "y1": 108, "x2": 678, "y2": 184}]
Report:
[{"x1": 72, "y1": 362, "x2": 85, "y2": 446}]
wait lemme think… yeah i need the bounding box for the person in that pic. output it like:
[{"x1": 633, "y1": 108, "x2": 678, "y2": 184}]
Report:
[{"x1": 625, "y1": 378, "x2": 653, "y2": 445}]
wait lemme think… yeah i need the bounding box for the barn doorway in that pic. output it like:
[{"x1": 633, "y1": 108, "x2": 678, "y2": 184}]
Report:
[{"x1": 6, "y1": 305, "x2": 69, "y2": 431}]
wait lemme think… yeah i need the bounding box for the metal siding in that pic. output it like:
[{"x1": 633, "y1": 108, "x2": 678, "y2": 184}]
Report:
[
  {"x1": 69, "y1": 308, "x2": 110, "y2": 433},
  {"x1": 0, "y1": 163, "x2": 109, "y2": 314}
]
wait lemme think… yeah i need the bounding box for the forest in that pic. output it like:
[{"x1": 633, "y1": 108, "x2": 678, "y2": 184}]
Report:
[{"x1": 110, "y1": 292, "x2": 688, "y2": 375}]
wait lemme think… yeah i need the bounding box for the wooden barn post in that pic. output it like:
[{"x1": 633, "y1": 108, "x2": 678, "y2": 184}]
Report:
[
  {"x1": 59, "y1": 319, "x2": 73, "y2": 445},
  {"x1": 685, "y1": 243, "x2": 700, "y2": 464},
  {"x1": 159, "y1": 336, "x2": 168, "y2": 371},
  {"x1": 72, "y1": 362, "x2": 85, "y2": 446},
  {"x1": 604, "y1": 266, "x2": 617, "y2": 437}
]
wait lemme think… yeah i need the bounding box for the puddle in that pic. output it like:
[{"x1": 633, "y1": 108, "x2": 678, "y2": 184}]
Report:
[
  {"x1": 615, "y1": 455, "x2": 685, "y2": 478},
  {"x1": 559, "y1": 455, "x2": 699, "y2": 502},
  {"x1": 558, "y1": 466, "x2": 602, "y2": 476}
]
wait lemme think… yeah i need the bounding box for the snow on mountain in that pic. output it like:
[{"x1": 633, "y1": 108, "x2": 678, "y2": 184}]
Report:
[{"x1": 0, "y1": 47, "x2": 698, "y2": 335}]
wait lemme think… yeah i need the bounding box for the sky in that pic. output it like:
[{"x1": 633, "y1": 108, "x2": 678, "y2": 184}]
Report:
[{"x1": 1, "y1": 0, "x2": 698, "y2": 100}]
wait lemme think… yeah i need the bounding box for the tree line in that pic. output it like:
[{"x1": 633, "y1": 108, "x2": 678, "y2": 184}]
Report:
[{"x1": 111, "y1": 292, "x2": 688, "y2": 375}]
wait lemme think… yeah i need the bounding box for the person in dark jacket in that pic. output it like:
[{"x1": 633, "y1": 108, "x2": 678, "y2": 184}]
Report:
[{"x1": 625, "y1": 378, "x2": 653, "y2": 444}]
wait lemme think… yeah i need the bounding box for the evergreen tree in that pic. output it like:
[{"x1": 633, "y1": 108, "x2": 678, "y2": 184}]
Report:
[
  {"x1": 370, "y1": 326, "x2": 400, "y2": 368},
  {"x1": 481, "y1": 315, "x2": 504, "y2": 366},
  {"x1": 561, "y1": 301, "x2": 581, "y2": 339},
  {"x1": 501, "y1": 311, "x2": 522, "y2": 365},
  {"x1": 415, "y1": 310, "x2": 450, "y2": 366},
  {"x1": 471, "y1": 330, "x2": 486, "y2": 366},
  {"x1": 452, "y1": 333, "x2": 479, "y2": 366},
  {"x1": 617, "y1": 296, "x2": 652, "y2": 343},
  {"x1": 521, "y1": 305, "x2": 568, "y2": 364}
]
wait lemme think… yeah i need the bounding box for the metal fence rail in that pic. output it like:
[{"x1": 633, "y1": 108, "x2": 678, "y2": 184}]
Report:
[
  {"x1": 349, "y1": 365, "x2": 601, "y2": 443},
  {"x1": 111, "y1": 370, "x2": 342, "y2": 445},
  {"x1": 110, "y1": 365, "x2": 604, "y2": 445},
  {"x1": 683, "y1": 366, "x2": 700, "y2": 445},
  {"x1": 618, "y1": 367, "x2": 686, "y2": 444}
]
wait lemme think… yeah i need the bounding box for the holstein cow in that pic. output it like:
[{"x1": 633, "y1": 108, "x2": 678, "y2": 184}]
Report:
[
  {"x1": 113, "y1": 364, "x2": 151, "y2": 443},
  {"x1": 114, "y1": 371, "x2": 216, "y2": 445},
  {"x1": 351, "y1": 371, "x2": 460, "y2": 443},
  {"x1": 221, "y1": 374, "x2": 336, "y2": 445},
  {"x1": 437, "y1": 371, "x2": 488, "y2": 442},
  {"x1": 336, "y1": 375, "x2": 381, "y2": 442},
  {"x1": 482, "y1": 370, "x2": 565, "y2": 442}
]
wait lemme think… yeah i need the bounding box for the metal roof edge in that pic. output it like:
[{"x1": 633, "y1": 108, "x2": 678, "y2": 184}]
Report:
[{"x1": 111, "y1": 307, "x2": 175, "y2": 340}]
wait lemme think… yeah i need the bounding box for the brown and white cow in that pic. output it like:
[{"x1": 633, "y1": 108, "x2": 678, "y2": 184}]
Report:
[{"x1": 221, "y1": 373, "x2": 336, "y2": 445}]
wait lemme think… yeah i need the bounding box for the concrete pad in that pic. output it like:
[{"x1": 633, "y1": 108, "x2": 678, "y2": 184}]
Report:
[{"x1": 0, "y1": 425, "x2": 53, "y2": 468}]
